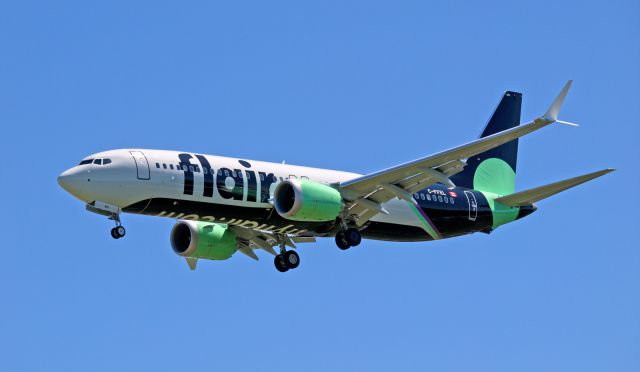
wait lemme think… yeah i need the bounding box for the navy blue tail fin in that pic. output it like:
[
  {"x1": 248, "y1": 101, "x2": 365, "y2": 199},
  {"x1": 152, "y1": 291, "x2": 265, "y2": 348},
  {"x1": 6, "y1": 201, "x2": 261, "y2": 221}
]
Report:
[{"x1": 450, "y1": 91, "x2": 522, "y2": 194}]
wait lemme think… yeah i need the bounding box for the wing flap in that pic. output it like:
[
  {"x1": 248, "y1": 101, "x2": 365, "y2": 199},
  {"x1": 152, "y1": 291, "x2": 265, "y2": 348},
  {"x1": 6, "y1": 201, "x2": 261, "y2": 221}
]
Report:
[{"x1": 495, "y1": 168, "x2": 614, "y2": 207}]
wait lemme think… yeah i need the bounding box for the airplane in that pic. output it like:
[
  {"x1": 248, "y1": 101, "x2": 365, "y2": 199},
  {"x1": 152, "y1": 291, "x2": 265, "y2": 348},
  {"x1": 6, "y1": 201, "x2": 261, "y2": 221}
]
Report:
[{"x1": 58, "y1": 81, "x2": 613, "y2": 272}]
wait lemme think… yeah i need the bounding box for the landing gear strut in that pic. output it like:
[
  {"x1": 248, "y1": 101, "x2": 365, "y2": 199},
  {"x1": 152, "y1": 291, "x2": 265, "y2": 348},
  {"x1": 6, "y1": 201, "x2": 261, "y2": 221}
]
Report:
[
  {"x1": 109, "y1": 214, "x2": 126, "y2": 239},
  {"x1": 335, "y1": 227, "x2": 361, "y2": 250},
  {"x1": 273, "y1": 235, "x2": 300, "y2": 272}
]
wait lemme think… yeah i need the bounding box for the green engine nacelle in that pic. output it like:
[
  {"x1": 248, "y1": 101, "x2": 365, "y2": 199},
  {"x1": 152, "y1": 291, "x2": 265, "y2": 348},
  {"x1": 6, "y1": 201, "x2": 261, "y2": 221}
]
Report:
[
  {"x1": 273, "y1": 179, "x2": 344, "y2": 222},
  {"x1": 170, "y1": 221, "x2": 237, "y2": 260}
]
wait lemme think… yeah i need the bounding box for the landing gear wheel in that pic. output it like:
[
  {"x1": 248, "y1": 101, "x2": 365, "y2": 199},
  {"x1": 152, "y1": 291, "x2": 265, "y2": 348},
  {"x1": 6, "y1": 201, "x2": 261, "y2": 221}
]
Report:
[
  {"x1": 335, "y1": 233, "x2": 350, "y2": 250},
  {"x1": 111, "y1": 226, "x2": 126, "y2": 239},
  {"x1": 274, "y1": 255, "x2": 290, "y2": 272},
  {"x1": 344, "y1": 228, "x2": 361, "y2": 247},
  {"x1": 283, "y1": 250, "x2": 300, "y2": 269},
  {"x1": 115, "y1": 226, "x2": 126, "y2": 238}
]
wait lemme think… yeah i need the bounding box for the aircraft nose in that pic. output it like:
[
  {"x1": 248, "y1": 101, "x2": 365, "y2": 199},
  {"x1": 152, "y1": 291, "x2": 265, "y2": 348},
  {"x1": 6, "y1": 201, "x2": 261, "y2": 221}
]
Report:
[
  {"x1": 57, "y1": 170, "x2": 70, "y2": 189},
  {"x1": 57, "y1": 167, "x2": 83, "y2": 196}
]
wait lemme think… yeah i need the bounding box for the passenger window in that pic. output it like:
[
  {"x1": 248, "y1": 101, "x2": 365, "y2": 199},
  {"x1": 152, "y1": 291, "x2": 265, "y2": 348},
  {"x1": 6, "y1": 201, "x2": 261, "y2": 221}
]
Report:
[
  {"x1": 170, "y1": 164, "x2": 174, "y2": 170},
  {"x1": 232, "y1": 170, "x2": 237, "y2": 177},
  {"x1": 224, "y1": 170, "x2": 229, "y2": 177},
  {"x1": 260, "y1": 174, "x2": 265, "y2": 181},
  {"x1": 156, "y1": 163, "x2": 160, "y2": 168},
  {"x1": 450, "y1": 198, "x2": 454, "y2": 205},
  {"x1": 438, "y1": 196, "x2": 443, "y2": 202},
  {"x1": 182, "y1": 165, "x2": 188, "y2": 171},
  {"x1": 444, "y1": 196, "x2": 449, "y2": 203},
  {"x1": 103, "y1": 159, "x2": 111, "y2": 165},
  {"x1": 414, "y1": 193, "x2": 419, "y2": 199},
  {"x1": 203, "y1": 168, "x2": 208, "y2": 174},
  {"x1": 427, "y1": 194, "x2": 431, "y2": 201},
  {"x1": 189, "y1": 166, "x2": 194, "y2": 172},
  {"x1": 420, "y1": 194, "x2": 426, "y2": 200},
  {"x1": 163, "y1": 164, "x2": 167, "y2": 169}
]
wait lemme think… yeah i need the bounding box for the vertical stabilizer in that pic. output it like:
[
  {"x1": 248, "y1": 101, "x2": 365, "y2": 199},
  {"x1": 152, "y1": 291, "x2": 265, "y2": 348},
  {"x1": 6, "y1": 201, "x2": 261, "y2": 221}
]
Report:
[{"x1": 451, "y1": 91, "x2": 522, "y2": 195}]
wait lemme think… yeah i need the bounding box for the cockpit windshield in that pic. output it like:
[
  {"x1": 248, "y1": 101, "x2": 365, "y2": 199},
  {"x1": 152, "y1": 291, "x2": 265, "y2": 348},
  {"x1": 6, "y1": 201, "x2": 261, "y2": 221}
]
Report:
[{"x1": 79, "y1": 158, "x2": 111, "y2": 166}]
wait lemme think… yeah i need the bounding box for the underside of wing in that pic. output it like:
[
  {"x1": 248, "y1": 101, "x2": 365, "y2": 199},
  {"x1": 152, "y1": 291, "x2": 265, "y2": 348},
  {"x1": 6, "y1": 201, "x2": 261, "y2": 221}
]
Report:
[{"x1": 229, "y1": 225, "x2": 316, "y2": 260}]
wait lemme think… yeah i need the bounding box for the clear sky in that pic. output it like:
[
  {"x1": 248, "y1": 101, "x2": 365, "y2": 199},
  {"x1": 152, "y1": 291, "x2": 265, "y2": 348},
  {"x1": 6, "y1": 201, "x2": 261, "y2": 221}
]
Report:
[{"x1": 1, "y1": 1, "x2": 638, "y2": 371}]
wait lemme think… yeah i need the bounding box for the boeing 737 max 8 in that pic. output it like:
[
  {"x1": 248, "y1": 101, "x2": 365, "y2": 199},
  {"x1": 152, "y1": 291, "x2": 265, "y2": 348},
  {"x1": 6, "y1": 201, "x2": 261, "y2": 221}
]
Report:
[{"x1": 58, "y1": 81, "x2": 613, "y2": 272}]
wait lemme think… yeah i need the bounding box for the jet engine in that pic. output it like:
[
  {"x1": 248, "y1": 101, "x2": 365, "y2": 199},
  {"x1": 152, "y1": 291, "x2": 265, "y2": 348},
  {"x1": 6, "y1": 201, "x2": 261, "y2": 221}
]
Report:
[
  {"x1": 170, "y1": 220, "x2": 237, "y2": 260},
  {"x1": 273, "y1": 179, "x2": 343, "y2": 222}
]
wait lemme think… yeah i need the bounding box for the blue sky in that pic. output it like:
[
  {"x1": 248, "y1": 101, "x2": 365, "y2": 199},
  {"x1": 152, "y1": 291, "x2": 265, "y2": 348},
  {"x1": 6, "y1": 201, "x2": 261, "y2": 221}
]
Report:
[{"x1": 0, "y1": 1, "x2": 638, "y2": 371}]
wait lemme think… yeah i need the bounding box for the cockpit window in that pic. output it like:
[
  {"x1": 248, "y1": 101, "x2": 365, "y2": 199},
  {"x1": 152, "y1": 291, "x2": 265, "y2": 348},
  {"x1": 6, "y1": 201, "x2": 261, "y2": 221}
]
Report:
[{"x1": 79, "y1": 158, "x2": 112, "y2": 166}]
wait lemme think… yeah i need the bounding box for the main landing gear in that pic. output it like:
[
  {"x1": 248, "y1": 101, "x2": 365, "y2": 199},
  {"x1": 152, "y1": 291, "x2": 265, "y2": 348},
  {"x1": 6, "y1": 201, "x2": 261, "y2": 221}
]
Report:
[
  {"x1": 109, "y1": 213, "x2": 126, "y2": 239},
  {"x1": 274, "y1": 235, "x2": 300, "y2": 273},
  {"x1": 335, "y1": 227, "x2": 361, "y2": 250}
]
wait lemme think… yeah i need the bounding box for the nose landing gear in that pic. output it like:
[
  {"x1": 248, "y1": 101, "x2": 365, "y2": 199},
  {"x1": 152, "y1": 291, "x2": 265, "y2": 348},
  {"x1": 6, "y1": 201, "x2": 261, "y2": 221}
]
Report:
[
  {"x1": 85, "y1": 202, "x2": 126, "y2": 240},
  {"x1": 109, "y1": 214, "x2": 126, "y2": 239},
  {"x1": 110, "y1": 225, "x2": 126, "y2": 239}
]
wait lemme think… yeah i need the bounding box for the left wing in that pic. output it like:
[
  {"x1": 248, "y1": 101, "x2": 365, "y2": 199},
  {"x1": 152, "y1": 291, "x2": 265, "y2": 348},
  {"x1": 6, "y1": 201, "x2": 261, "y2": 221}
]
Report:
[
  {"x1": 339, "y1": 81, "x2": 573, "y2": 225},
  {"x1": 184, "y1": 225, "x2": 316, "y2": 270}
]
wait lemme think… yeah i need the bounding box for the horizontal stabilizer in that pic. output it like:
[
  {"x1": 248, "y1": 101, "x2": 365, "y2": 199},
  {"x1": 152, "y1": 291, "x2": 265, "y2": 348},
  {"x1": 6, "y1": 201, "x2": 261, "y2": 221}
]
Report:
[{"x1": 495, "y1": 168, "x2": 615, "y2": 207}]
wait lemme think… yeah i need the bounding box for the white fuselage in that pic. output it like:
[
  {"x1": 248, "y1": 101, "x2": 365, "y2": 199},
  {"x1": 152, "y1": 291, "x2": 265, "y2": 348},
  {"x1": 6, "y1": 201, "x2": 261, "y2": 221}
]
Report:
[{"x1": 58, "y1": 149, "x2": 423, "y2": 236}]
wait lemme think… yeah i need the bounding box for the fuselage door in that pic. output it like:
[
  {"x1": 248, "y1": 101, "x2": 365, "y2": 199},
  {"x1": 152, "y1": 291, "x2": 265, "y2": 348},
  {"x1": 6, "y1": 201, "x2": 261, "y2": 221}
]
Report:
[
  {"x1": 464, "y1": 190, "x2": 478, "y2": 221},
  {"x1": 130, "y1": 151, "x2": 150, "y2": 180}
]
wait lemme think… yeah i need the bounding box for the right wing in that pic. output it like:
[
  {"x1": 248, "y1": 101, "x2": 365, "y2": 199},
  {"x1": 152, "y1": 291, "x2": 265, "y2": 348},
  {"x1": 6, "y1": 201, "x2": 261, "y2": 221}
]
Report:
[
  {"x1": 339, "y1": 81, "x2": 574, "y2": 226},
  {"x1": 494, "y1": 168, "x2": 614, "y2": 207}
]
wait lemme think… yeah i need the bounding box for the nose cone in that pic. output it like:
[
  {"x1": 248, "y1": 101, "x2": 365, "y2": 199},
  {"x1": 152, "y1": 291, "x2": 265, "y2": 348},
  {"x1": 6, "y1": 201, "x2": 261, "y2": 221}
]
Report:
[
  {"x1": 57, "y1": 170, "x2": 71, "y2": 189},
  {"x1": 58, "y1": 167, "x2": 86, "y2": 200}
]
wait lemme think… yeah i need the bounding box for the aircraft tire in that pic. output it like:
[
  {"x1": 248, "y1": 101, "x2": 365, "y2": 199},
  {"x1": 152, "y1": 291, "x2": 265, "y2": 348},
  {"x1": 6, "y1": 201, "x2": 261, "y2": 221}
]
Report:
[
  {"x1": 274, "y1": 254, "x2": 290, "y2": 272},
  {"x1": 283, "y1": 250, "x2": 300, "y2": 269},
  {"x1": 115, "y1": 226, "x2": 126, "y2": 238},
  {"x1": 344, "y1": 228, "x2": 361, "y2": 247},
  {"x1": 111, "y1": 227, "x2": 120, "y2": 239},
  {"x1": 335, "y1": 233, "x2": 350, "y2": 250}
]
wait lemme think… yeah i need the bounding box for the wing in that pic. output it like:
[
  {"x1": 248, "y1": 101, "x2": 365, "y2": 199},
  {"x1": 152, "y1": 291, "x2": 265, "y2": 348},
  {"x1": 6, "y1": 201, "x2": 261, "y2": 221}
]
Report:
[
  {"x1": 494, "y1": 168, "x2": 614, "y2": 207},
  {"x1": 339, "y1": 81, "x2": 574, "y2": 226},
  {"x1": 229, "y1": 225, "x2": 316, "y2": 260},
  {"x1": 184, "y1": 224, "x2": 316, "y2": 269}
]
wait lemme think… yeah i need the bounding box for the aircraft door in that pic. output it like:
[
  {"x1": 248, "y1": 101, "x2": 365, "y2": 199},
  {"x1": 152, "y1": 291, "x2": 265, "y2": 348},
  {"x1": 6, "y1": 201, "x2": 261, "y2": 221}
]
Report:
[
  {"x1": 130, "y1": 151, "x2": 151, "y2": 180},
  {"x1": 464, "y1": 190, "x2": 478, "y2": 221}
]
